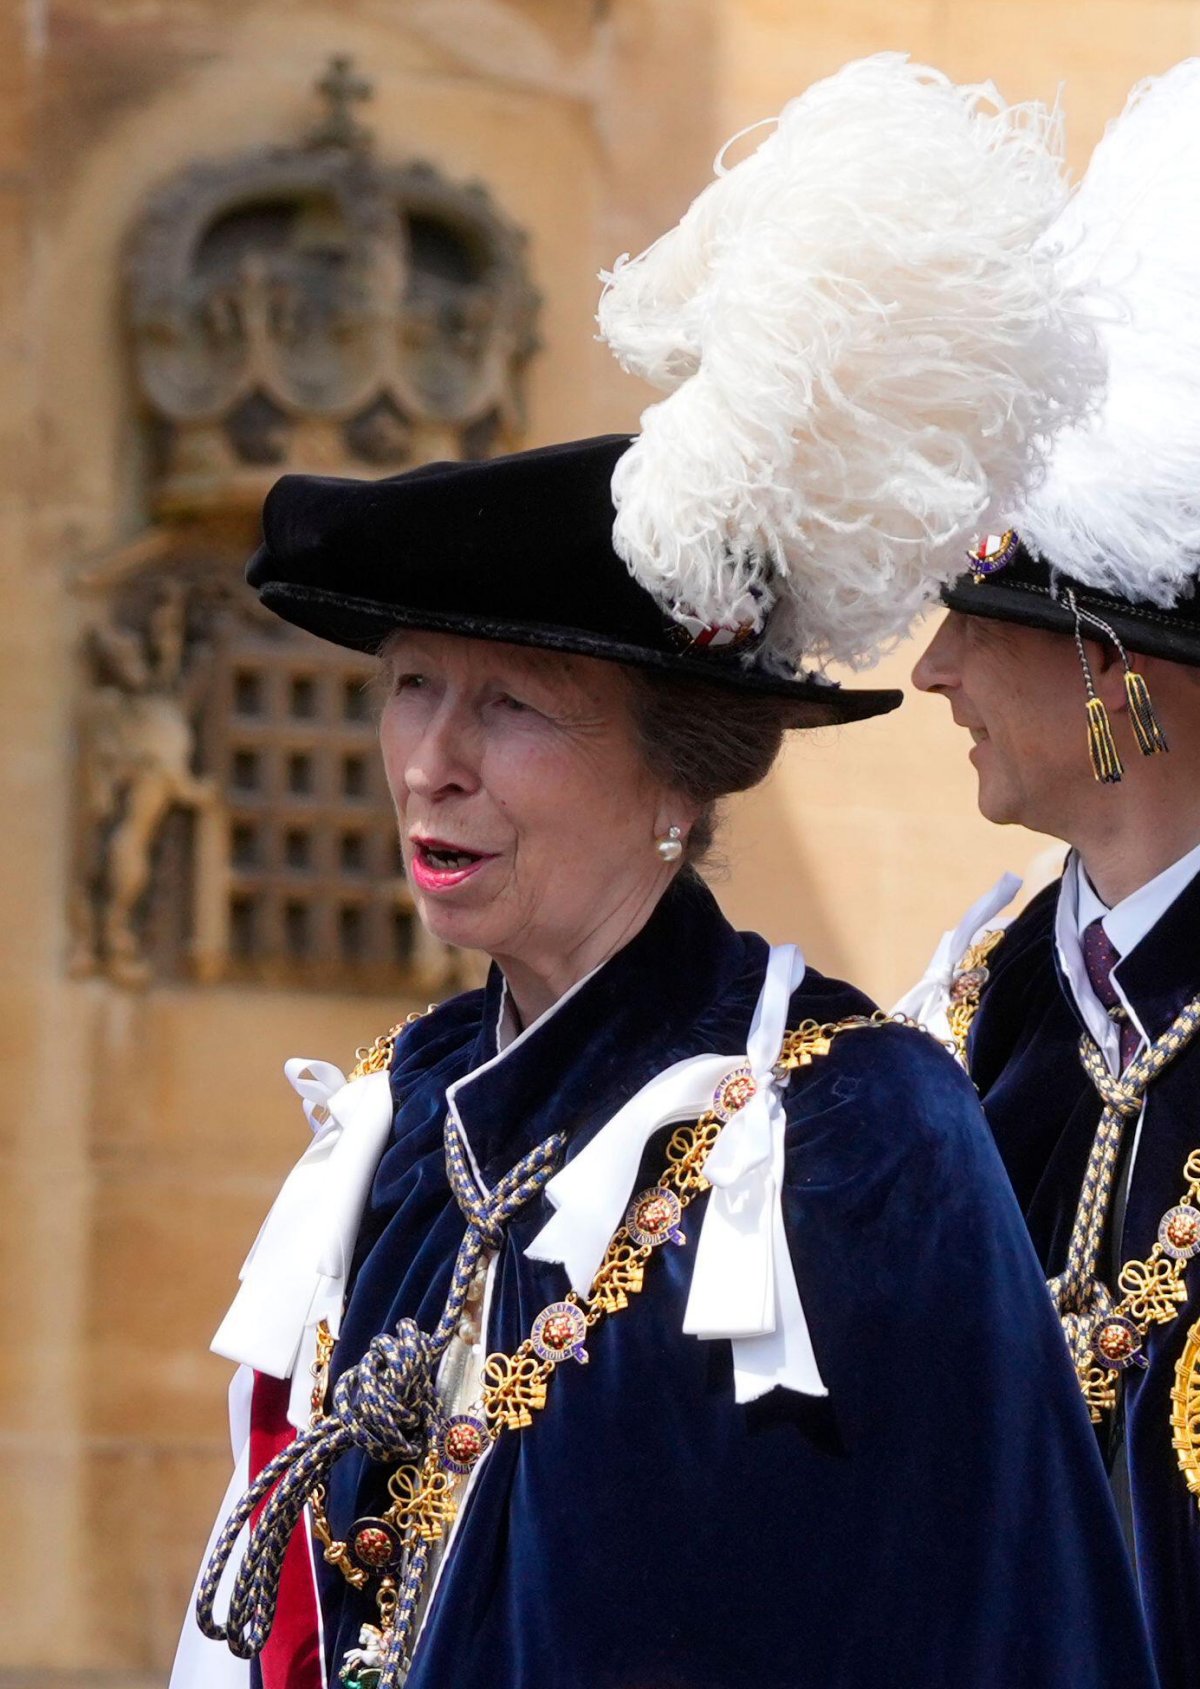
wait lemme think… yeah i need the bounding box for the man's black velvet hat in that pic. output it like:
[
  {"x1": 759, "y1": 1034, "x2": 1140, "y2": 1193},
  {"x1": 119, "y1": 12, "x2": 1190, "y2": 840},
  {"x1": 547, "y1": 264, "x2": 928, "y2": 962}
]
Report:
[
  {"x1": 943, "y1": 538, "x2": 1200, "y2": 670},
  {"x1": 247, "y1": 435, "x2": 902, "y2": 726}
]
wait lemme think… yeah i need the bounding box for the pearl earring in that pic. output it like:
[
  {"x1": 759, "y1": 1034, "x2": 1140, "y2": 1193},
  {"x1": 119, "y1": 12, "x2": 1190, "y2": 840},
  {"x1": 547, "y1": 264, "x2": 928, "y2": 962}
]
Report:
[{"x1": 656, "y1": 825, "x2": 683, "y2": 863}]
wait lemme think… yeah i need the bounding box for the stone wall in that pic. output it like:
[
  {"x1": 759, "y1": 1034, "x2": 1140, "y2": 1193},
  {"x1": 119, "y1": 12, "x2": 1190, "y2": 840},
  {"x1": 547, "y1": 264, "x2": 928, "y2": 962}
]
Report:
[{"x1": 0, "y1": 2, "x2": 1195, "y2": 1681}]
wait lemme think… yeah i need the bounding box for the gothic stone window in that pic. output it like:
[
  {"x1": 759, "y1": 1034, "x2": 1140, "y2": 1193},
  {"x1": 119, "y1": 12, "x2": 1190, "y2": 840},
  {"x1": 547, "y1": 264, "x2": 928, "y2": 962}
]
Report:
[
  {"x1": 70, "y1": 552, "x2": 463, "y2": 995},
  {"x1": 210, "y1": 623, "x2": 414, "y2": 988}
]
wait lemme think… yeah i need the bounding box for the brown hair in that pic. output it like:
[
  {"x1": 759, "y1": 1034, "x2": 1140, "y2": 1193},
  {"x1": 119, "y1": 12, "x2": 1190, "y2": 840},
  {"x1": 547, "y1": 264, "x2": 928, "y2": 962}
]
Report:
[{"x1": 622, "y1": 668, "x2": 828, "y2": 866}]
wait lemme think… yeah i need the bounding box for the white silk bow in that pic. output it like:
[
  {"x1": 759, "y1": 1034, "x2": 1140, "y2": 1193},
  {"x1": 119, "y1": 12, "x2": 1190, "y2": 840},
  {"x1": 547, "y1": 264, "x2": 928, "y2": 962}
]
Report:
[
  {"x1": 210, "y1": 1060, "x2": 394, "y2": 1427},
  {"x1": 211, "y1": 944, "x2": 826, "y2": 1425},
  {"x1": 526, "y1": 944, "x2": 826, "y2": 1404},
  {"x1": 891, "y1": 871, "x2": 1022, "y2": 1047}
]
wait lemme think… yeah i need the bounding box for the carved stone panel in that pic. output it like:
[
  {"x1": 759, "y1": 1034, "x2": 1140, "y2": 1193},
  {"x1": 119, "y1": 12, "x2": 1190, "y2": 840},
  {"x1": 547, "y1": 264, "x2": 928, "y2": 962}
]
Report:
[
  {"x1": 71, "y1": 59, "x2": 535, "y2": 991},
  {"x1": 125, "y1": 58, "x2": 541, "y2": 516},
  {"x1": 71, "y1": 538, "x2": 463, "y2": 995}
]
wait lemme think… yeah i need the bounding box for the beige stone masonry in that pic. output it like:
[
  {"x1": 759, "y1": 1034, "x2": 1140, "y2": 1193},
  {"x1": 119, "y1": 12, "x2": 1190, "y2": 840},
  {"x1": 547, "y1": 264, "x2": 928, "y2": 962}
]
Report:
[{"x1": 2, "y1": 2, "x2": 1196, "y2": 1679}]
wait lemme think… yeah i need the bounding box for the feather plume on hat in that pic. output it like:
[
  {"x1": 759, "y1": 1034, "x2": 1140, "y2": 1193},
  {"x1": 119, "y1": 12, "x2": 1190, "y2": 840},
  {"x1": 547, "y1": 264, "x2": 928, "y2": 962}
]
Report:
[
  {"x1": 1014, "y1": 59, "x2": 1200, "y2": 609},
  {"x1": 597, "y1": 53, "x2": 1104, "y2": 671}
]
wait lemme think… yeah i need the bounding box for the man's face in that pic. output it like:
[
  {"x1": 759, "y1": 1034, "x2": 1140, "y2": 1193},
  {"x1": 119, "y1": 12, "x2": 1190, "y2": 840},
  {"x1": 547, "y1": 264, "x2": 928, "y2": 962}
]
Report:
[{"x1": 911, "y1": 610, "x2": 1094, "y2": 835}]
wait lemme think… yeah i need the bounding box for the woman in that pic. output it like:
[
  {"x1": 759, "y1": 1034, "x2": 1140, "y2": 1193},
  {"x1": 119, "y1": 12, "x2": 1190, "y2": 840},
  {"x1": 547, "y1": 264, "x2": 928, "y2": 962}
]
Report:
[
  {"x1": 174, "y1": 438, "x2": 1152, "y2": 1689},
  {"x1": 175, "y1": 60, "x2": 1154, "y2": 1689}
]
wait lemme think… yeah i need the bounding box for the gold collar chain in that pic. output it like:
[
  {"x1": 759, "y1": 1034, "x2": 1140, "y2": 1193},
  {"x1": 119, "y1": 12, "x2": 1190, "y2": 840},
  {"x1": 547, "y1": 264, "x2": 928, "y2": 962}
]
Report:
[
  {"x1": 918, "y1": 920, "x2": 1200, "y2": 1511},
  {"x1": 1073, "y1": 1138, "x2": 1200, "y2": 1517},
  {"x1": 946, "y1": 928, "x2": 1007, "y2": 1060},
  {"x1": 1078, "y1": 1147, "x2": 1200, "y2": 1415},
  {"x1": 306, "y1": 1094, "x2": 726, "y2": 1672},
  {"x1": 307, "y1": 1012, "x2": 917, "y2": 1675}
]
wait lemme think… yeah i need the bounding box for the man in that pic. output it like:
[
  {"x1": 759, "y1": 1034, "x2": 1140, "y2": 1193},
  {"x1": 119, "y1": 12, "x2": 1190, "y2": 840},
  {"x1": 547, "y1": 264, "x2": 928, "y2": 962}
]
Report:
[{"x1": 908, "y1": 59, "x2": 1200, "y2": 1689}]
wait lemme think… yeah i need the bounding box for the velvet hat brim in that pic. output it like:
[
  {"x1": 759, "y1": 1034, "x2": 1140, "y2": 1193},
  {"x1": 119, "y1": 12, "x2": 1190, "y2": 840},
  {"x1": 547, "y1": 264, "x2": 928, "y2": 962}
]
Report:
[
  {"x1": 943, "y1": 541, "x2": 1200, "y2": 670},
  {"x1": 246, "y1": 435, "x2": 902, "y2": 728}
]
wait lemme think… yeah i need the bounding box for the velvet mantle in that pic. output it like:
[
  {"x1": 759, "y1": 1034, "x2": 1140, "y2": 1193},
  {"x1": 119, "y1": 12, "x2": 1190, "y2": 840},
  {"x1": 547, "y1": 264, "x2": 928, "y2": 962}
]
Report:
[
  {"x1": 309, "y1": 877, "x2": 1153, "y2": 1689},
  {"x1": 970, "y1": 871, "x2": 1200, "y2": 1689}
]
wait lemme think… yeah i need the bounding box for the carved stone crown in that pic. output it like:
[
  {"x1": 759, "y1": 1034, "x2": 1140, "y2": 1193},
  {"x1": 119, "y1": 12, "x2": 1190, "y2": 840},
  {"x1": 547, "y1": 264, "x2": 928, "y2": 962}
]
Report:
[{"x1": 125, "y1": 60, "x2": 541, "y2": 515}]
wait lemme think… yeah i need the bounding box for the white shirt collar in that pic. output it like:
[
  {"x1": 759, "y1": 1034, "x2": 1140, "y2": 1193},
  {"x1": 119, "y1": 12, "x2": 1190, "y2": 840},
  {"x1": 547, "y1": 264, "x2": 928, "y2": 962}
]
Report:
[
  {"x1": 495, "y1": 978, "x2": 521, "y2": 1053},
  {"x1": 1093, "y1": 836, "x2": 1200, "y2": 960},
  {"x1": 1055, "y1": 838, "x2": 1200, "y2": 1072}
]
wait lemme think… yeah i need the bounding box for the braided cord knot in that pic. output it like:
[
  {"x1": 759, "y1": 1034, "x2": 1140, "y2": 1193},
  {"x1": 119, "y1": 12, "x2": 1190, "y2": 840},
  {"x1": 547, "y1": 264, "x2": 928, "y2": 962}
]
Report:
[
  {"x1": 196, "y1": 1107, "x2": 565, "y2": 1671},
  {"x1": 1078, "y1": 1042, "x2": 1143, "y2": 1118},
  {"x1": 328, "y1": 1322, "x2": 439, "y2": 1464},
  {"x1": 195, "y1": 1322, "x2": 439, "y2": 1656}
]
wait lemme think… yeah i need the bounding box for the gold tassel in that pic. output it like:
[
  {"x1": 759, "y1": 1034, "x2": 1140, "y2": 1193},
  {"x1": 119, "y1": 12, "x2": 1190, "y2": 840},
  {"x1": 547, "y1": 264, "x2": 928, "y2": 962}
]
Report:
[
  {"x1": 1124, "y1": 669, "x2": 1169, "y2": 757},
  {"x1": 1086, "y1": 696, "x2": 1124, "y2": 784}
]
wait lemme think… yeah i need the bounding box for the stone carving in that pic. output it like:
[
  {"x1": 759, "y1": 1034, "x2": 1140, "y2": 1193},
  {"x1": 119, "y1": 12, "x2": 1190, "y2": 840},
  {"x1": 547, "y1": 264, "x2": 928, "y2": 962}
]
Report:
[
  {"x1": 311, "y1": 55, "x2": 374, "y2": 152},
  {"x1": 70, "y1": 58, "x2": 534, "y2": 990},
  {"x1": 70, "y1": 576, "x2": 224, "y2": 986},
  {"x1": 72, "y1": 537, "x2": 470, "y2": 994},
  {"x1": 125, "y1": 57, "x2": 541, "y2": 514}
]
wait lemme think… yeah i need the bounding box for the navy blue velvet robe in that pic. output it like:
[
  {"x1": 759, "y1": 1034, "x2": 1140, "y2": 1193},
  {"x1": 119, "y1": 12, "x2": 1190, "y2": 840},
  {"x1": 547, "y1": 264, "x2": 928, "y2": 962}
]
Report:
[
  {"x1": 970, "y1": 871, "x2": 1200, "y2": 1689},
  {"x1": 315, "y1": 877, "x2": 1153, "y2": 1688}
]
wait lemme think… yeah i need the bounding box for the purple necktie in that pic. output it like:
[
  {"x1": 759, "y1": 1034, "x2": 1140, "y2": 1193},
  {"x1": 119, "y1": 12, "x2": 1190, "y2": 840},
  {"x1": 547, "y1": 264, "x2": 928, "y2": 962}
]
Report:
[{"x1": 1081, "y1": 917, "x2": 1139, "y2": 1071}]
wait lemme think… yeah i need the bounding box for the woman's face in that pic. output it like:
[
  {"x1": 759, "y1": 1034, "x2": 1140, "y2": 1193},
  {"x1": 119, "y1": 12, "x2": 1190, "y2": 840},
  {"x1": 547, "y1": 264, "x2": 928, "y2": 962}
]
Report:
[{"x1": 379, "y1": 632, "x2": 692, "y2": 1008}]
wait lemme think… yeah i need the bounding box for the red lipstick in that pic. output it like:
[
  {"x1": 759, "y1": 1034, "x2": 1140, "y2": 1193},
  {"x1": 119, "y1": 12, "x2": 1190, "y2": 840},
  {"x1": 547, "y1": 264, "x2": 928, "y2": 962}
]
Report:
[{"x1": 409, "y1": 836, "x2": 498, "y2": 894}]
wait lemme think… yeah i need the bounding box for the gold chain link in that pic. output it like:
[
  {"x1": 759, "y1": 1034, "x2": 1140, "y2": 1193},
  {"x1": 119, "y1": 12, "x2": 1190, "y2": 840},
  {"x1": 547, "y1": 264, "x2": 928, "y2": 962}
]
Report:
[
  {"x1": 350, "y1": 1006, "x2": 438, "y2": 1081},
  {"x1": 945, "y1": 929, "x2": 1007, "y2": 1059},
  {"x1": 1078, "y1": 1145, "x2": 1200, "y2": 1422},
  {"x1": 311, "y1": 1011, "x2": 942, "y2": 1605}
]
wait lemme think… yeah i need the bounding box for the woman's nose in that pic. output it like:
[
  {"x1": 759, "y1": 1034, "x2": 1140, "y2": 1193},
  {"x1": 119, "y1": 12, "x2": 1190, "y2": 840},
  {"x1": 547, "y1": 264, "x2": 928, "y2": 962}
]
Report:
[{"x1": 405, "y1": 710, "x2": 480, "y2": 798}]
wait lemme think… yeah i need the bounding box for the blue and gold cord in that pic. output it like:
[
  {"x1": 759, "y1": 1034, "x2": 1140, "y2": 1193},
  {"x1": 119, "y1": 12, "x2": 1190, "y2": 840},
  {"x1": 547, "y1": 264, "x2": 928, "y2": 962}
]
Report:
[
  {"x1": 195, "y1": 1109, "x2": 565, "y2": 1681},
  {"x1": 1050, "y1": 1000, "x2": 1200, "y2": 1375}
]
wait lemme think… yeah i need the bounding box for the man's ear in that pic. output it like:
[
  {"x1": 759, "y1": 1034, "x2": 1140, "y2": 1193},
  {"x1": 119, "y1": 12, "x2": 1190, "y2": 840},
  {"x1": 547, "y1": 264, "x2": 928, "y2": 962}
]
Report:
[
  {"x1": 1089, "y1": 636, "x2": 1128, "y2": 715},
  {"x1": 1134, "y1": 650, "x2": 1199, "y2": 738}
]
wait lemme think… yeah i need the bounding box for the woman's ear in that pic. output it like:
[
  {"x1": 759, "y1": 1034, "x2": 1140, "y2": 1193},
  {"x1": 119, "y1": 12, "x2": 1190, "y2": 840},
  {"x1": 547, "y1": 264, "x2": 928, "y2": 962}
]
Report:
[{"x1": 652, "y1": 790, "x2": 702, "y2": 845}]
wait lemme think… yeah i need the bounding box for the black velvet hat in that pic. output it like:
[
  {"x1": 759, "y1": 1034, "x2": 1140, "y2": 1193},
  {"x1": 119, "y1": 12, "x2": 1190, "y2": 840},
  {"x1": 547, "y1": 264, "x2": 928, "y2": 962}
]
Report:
[
  {"x1": 943, "y1": 538, "x2": 1200, "y2": 671},
  {"x1": 247, "y1": 435, "x2": 902, "y2": 726}
]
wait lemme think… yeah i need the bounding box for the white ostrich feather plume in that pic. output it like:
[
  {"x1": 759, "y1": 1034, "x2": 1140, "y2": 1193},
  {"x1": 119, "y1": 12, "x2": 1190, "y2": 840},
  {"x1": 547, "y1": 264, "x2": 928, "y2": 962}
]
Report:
[
  {"x1": 597, "y1": 53, "x2": 1103, "y2": 670},
  {"x1": 1017, "y1": 59, "x2": 1200, "y2": 608}
]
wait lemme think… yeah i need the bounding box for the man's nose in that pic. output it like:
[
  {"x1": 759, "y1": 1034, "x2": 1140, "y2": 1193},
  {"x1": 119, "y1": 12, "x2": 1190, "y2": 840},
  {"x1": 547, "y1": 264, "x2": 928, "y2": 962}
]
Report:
[{"x1": 911, "y1": 614, "x2": 960, "y2": 695}]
